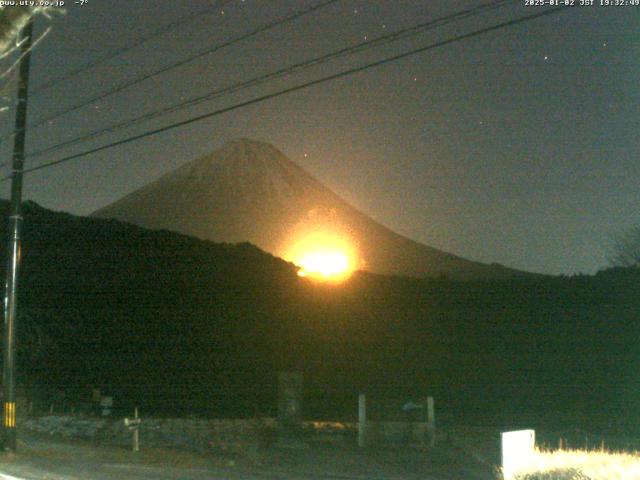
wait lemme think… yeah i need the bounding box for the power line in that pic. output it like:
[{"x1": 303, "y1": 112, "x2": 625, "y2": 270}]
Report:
[
  {"x1": 20, "y1": 0, "x2": 341, "y2": 135},
  {"x1": 2, "y1": 5, "x2": 569, "y2": 182},
  {"x1": 30, "y1": 0, "x2": 234, "y2": 95},
  {"x1": 26, "y1": 0, "x2": 513, "y2": 160}
]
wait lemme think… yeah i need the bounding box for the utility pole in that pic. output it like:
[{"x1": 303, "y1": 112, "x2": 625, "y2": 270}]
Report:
[{"x1": 2, "y1": 19, "x2": 33, "y2": 452}]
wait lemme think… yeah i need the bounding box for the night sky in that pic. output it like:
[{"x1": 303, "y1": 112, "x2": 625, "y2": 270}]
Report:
[{"x1": 0, "y1": 0, "x2": 638, "y2": 275}]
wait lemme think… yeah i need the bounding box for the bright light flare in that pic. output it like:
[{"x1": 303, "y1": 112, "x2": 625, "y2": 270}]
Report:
[
  {"x1": 297, "y1": 250, "x2": 350, "y2": 279},
  {"x1": 283, "y1": 230, "x2": 358, "y2": 282}
]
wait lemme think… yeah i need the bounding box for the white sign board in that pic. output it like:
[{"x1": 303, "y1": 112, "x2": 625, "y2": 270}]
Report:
[{"x1": 502, "y1": 429, "x2": 535, "y2": 479}]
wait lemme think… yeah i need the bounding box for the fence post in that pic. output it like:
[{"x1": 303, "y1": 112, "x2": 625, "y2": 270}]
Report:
[
  {"x1": 124, "y1": 407, "x2": 141, "y2": 452},
  {"x1": 133, "y1": 407, "x2": 140, "y2": 452},
  {"x1": 358, "y1": 394, "x2": 366, "y2": 447},
  {"x1": 427, "y1": 396, "x2": 435, "y2": 447}
]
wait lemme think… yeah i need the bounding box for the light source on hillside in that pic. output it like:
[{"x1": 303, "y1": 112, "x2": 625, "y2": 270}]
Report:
[
  {"x1": 283, "y1": 229, "x2": 358, "y2": 282},
  {"x1": 297, "y1": 250, "x2": 350, "y2": 279}
]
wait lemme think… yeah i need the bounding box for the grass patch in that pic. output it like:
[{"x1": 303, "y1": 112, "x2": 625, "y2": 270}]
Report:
[{"x1": 508, "y1": 449, "x2": 640, "y2": 480}]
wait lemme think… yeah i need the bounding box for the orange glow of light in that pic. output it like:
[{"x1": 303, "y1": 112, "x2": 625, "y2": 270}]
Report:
[
  {"x1": 297, "y1": 250, "x2": 350, "y2": 279},
  {"x1": 284, "y1": 231, "x2": 357, "y2": 282}
]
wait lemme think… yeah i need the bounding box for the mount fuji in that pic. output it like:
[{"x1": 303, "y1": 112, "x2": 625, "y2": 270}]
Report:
[{"x1": 93, "y1": 138, "x2": 528, "y2": 280}]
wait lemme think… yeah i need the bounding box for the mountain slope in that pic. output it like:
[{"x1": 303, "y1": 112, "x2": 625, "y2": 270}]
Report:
[
  {"x1": 93, "y1": 138, "x2": 529, "y2": 280},
  {"x1": 1, "y1": 201, "x2": 638, "y2": 423}
]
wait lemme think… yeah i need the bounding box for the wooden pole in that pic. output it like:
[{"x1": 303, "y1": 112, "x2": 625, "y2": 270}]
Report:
[{"x1": 2, "y1": 19, "x2": 33, "y2": 453}]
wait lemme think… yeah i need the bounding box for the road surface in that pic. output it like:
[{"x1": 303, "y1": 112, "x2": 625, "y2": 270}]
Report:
[{"x1": 0, "y1": 430, "x2": 495, "y2": 479}]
